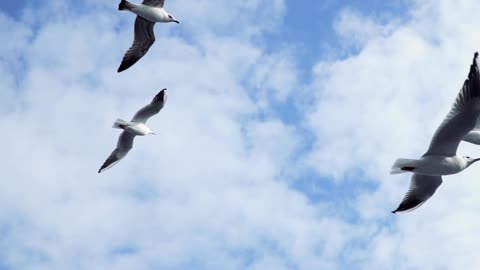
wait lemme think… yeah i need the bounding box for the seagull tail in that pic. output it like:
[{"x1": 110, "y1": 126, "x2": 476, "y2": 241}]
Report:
[
  {"x1": 118, "y1": 0, "x2": 134, "y2": 11},
  {"x1": 113, "y1": 118, "x2": 130, "y2": 129},
  {"x1": 390, "y1": 158, "x2": 419, "y2": 174}
]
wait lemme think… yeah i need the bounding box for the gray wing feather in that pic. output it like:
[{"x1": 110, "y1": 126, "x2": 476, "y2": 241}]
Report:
[
  {"x1": 424, "y1": 52, "x2": 480, "y2": 156},
  {"x1": 98, "y1": 131, "x2": 135, "y2": 173},
  {"x1": 392, "y1": 174, "x2": 443, "y2": 213},
  {"x1": 117, "y1": 16, "x2": 155, "y2": 73},
  {"x1": 463, "y1": 115, "x2": 480, "y2": 144},
  {"x1": 131, "y1": 91, "x2": 166, "y2": 123},
  {"x1": 463, "y1": 128, "x2": 480, "y2": 145},
  {"x1": 142, "y1": 0, "x2": 165, "y2": 7}
]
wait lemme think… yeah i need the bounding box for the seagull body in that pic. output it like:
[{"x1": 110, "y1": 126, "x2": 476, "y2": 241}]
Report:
[
  {"x1": 119, "y1": 0, "x2": 178, "y2": 23},
  {"x1": 117, "y1": 0, "x2": 179, "y2": 72},
  {"x1": 98, "y1": 89, "x2": 167, "y2": 173},
  {"x1": 119, "y1": 122, "x2": 154, "y2": 136},
  {"x1": 391, "y1": 52, "x2": 480, "y2": 213},
  {"x1": 391, "y1": 155, "x2": 475, "y2": 176}
]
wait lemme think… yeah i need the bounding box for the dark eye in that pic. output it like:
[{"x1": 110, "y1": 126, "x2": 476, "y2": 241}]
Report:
[{"x1": 168, "y1": 15, "x2": 173, "y2": 19}]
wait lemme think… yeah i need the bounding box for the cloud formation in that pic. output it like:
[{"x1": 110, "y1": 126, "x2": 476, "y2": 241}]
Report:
[
  {"x1": 3, "y1": 0, "x2": 480, "y2": 269},
  {"x1": 306, "y1": 0, "x2": 480, "y2": 268},
  {"x1": 0, "y1": 1, "x2": 330, "y2": 269}
]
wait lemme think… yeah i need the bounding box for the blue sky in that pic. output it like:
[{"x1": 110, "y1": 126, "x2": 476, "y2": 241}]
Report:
[
  {"x1": 0, "y1": 0, "x2": 410, "y2": 68},
  {"x1": 2, "y1": 0, "x2": 480, "y2": 269}
]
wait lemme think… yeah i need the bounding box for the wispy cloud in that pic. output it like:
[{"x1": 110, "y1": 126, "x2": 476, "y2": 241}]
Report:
[{"x1": 3, "y1": 0, "x2": 480, "y2": 269}]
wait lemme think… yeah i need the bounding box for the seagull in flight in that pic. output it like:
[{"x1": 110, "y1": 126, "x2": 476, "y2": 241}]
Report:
[
  {"x1": 117, "y1": 0, "x2": 179, "y2": 73},
  {"x1": 98, "y1": 89, "x2": 167, "y2": 173},
  {"x1": 391, "y1": 52, "x2": 480, "y2": 213}
]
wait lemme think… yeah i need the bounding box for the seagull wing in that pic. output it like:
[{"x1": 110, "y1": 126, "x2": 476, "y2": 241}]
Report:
[
  {"x1": 142, "y1": 0, "x2": 165, "y2": 7},
  {"x1": 131, "y1": 89, "x2": 167, "y2": 123},
  {"x1": 392, "y1": 174, "x2": 443, "y2": 213},
  {"x1": 463, "y1": 128, "x2": 480, "y2": 145},
  {"x1": 424, "y1": 52, "x2": 480, "y2": 156},
  {"x1": 98, "y1": 131, "x2": 135, "y2": 173},
  {"x1": 462, "y1": 114, "x2": 480, "y2": 144},
  {"x1": 117, "y1": 16, "x2": 155, "y2": 73}
]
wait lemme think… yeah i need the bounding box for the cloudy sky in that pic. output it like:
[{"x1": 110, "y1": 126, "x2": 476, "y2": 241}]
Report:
[{"x1": 2, "y1": 0, "x2": 480, "y2": 269}]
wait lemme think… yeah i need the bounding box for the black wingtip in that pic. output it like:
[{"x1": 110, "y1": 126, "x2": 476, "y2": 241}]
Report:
[
  {"x1": 468, "y1": 52, "x2": 480, "y2": 81},
  {"x1": 152, "y1": 89, "x2": 167, "y2": 103},
  {"x1": 118, "y1": 0, "x2": 127, "y2": 10}
]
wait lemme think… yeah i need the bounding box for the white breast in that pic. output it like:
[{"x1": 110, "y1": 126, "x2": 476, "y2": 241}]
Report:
[
  {"x1": 126, "y1": 123, "x2": 151, "y2": 136},
  {"x1": 417, "y1": 155, "x2": 466, "y2": 175}
]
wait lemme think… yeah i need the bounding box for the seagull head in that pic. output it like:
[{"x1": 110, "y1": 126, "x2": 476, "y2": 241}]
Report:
[
  {"x1": 167, "y1": 14, "x2": 179, "y2": 24},
  {"x1": 464, "y1": 156, "x2": 480, "y2": 166},
  {"x1": 146, "y1": 126, "x2": 156, "y2": 135}
]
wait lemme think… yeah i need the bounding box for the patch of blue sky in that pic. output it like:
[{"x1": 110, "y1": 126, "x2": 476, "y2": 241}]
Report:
[
  {"x1": 124, "y1": 179, "x2": 162, "y2": 203},
  {"x1": 1, "y1": 0, "x2": 406, "y2": 201},
  {"x1": 247, "y1": 2, "x2": 412, "y2": 219},
  {"x1": 0, "y1": 1, "x2": 26, "y2": 17},
  {"x1": 238, "y1": 0, "x2": 413, "y2": 144},
  {"x1": 226, "y1": 248, "x2": 258, "y2": 269},
  {"x1": 262, "y1": 0, "x2": 411, "y2": 80},
  {"x1": 0, "y1": 227, "x2": 9, "y2": 270},
  {"x1": 109, "y1": 244, "x2": 139, "y2": 257},
  {"x1": 291, "y1": 169, "x2": 379, "y2": 220}
]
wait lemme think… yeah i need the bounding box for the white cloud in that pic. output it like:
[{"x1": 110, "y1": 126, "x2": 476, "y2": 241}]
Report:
[
  {"x1": 0, "y1": 1, "x2": 352, "y2": 270},
  {"x1": 5, "y1": 0, "x2": 480, "y2": 269},
  {"x1": 333, "y1": 8, "x2": 399, "y2": 49},
  {"x1": 306, "y1": 0, "x2": 480, "y2": 269}
]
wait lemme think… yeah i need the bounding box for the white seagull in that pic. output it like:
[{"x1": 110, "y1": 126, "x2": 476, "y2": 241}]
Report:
[
  {"x1": 391, "y1": 52, "x2": 480, "y2": 213},
  {"x1": 117, "y1": 0, "x2": 179, "y2": 73},
  {"x1": 98, "y1": 89, "x2": 167, "y2": 173}
]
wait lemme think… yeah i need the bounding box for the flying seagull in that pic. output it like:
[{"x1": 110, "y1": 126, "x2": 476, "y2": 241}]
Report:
[
  {"x1": 391, "y1": 52, "x2": 480, "y2": 213},
  {"x1": 117, "y1": 0, "x2": 179, "y2": 73},
  {"x1": 98, "y1": 89, "x2": 167, "y2": 173}
]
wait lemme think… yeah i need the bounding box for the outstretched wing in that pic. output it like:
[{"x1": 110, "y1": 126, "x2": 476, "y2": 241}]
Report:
[
  {"x1": 118, "y1": 16, "x2": 155, "y2": 73},
  {"x1": 131, "y1": 89, "x2": 167, "y2": 123},
  {"x1": 98, "y1": 131, "x2": 135, "y2": 173},
  {"x1": 392, "y1": 174, "x2": 443, "y2": 213},
  {"x1": 424, "y1": 52, "x2": 480, "y2": 156},
  {"x1": 142, "y1": 0, "x2": 165, "y2": 7}
]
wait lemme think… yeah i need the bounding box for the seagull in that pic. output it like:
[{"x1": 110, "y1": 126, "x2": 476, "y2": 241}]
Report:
[
  {"x1": 98, "y1": 89, "x2": 167, "y2": 173},
  {"x1": 117, "y1": 0, "x2": 179, "y2": 73},
  {"x1": 391, "y1": 52, "x2": 480, "y2": 213}
]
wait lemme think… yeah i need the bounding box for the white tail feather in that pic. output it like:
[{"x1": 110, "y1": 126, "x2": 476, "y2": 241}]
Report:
[
  {"x1": 113, "y1": 118, "x2": 130, "y2": 129},
  {"x1": 390, "y1": 158, "x2": 420, "y2": 174}
]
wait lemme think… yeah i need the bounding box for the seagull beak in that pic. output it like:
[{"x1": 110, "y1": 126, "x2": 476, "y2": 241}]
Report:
[{"x1": 174, "y1": 20, "x2": 180, "y2": 24}]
